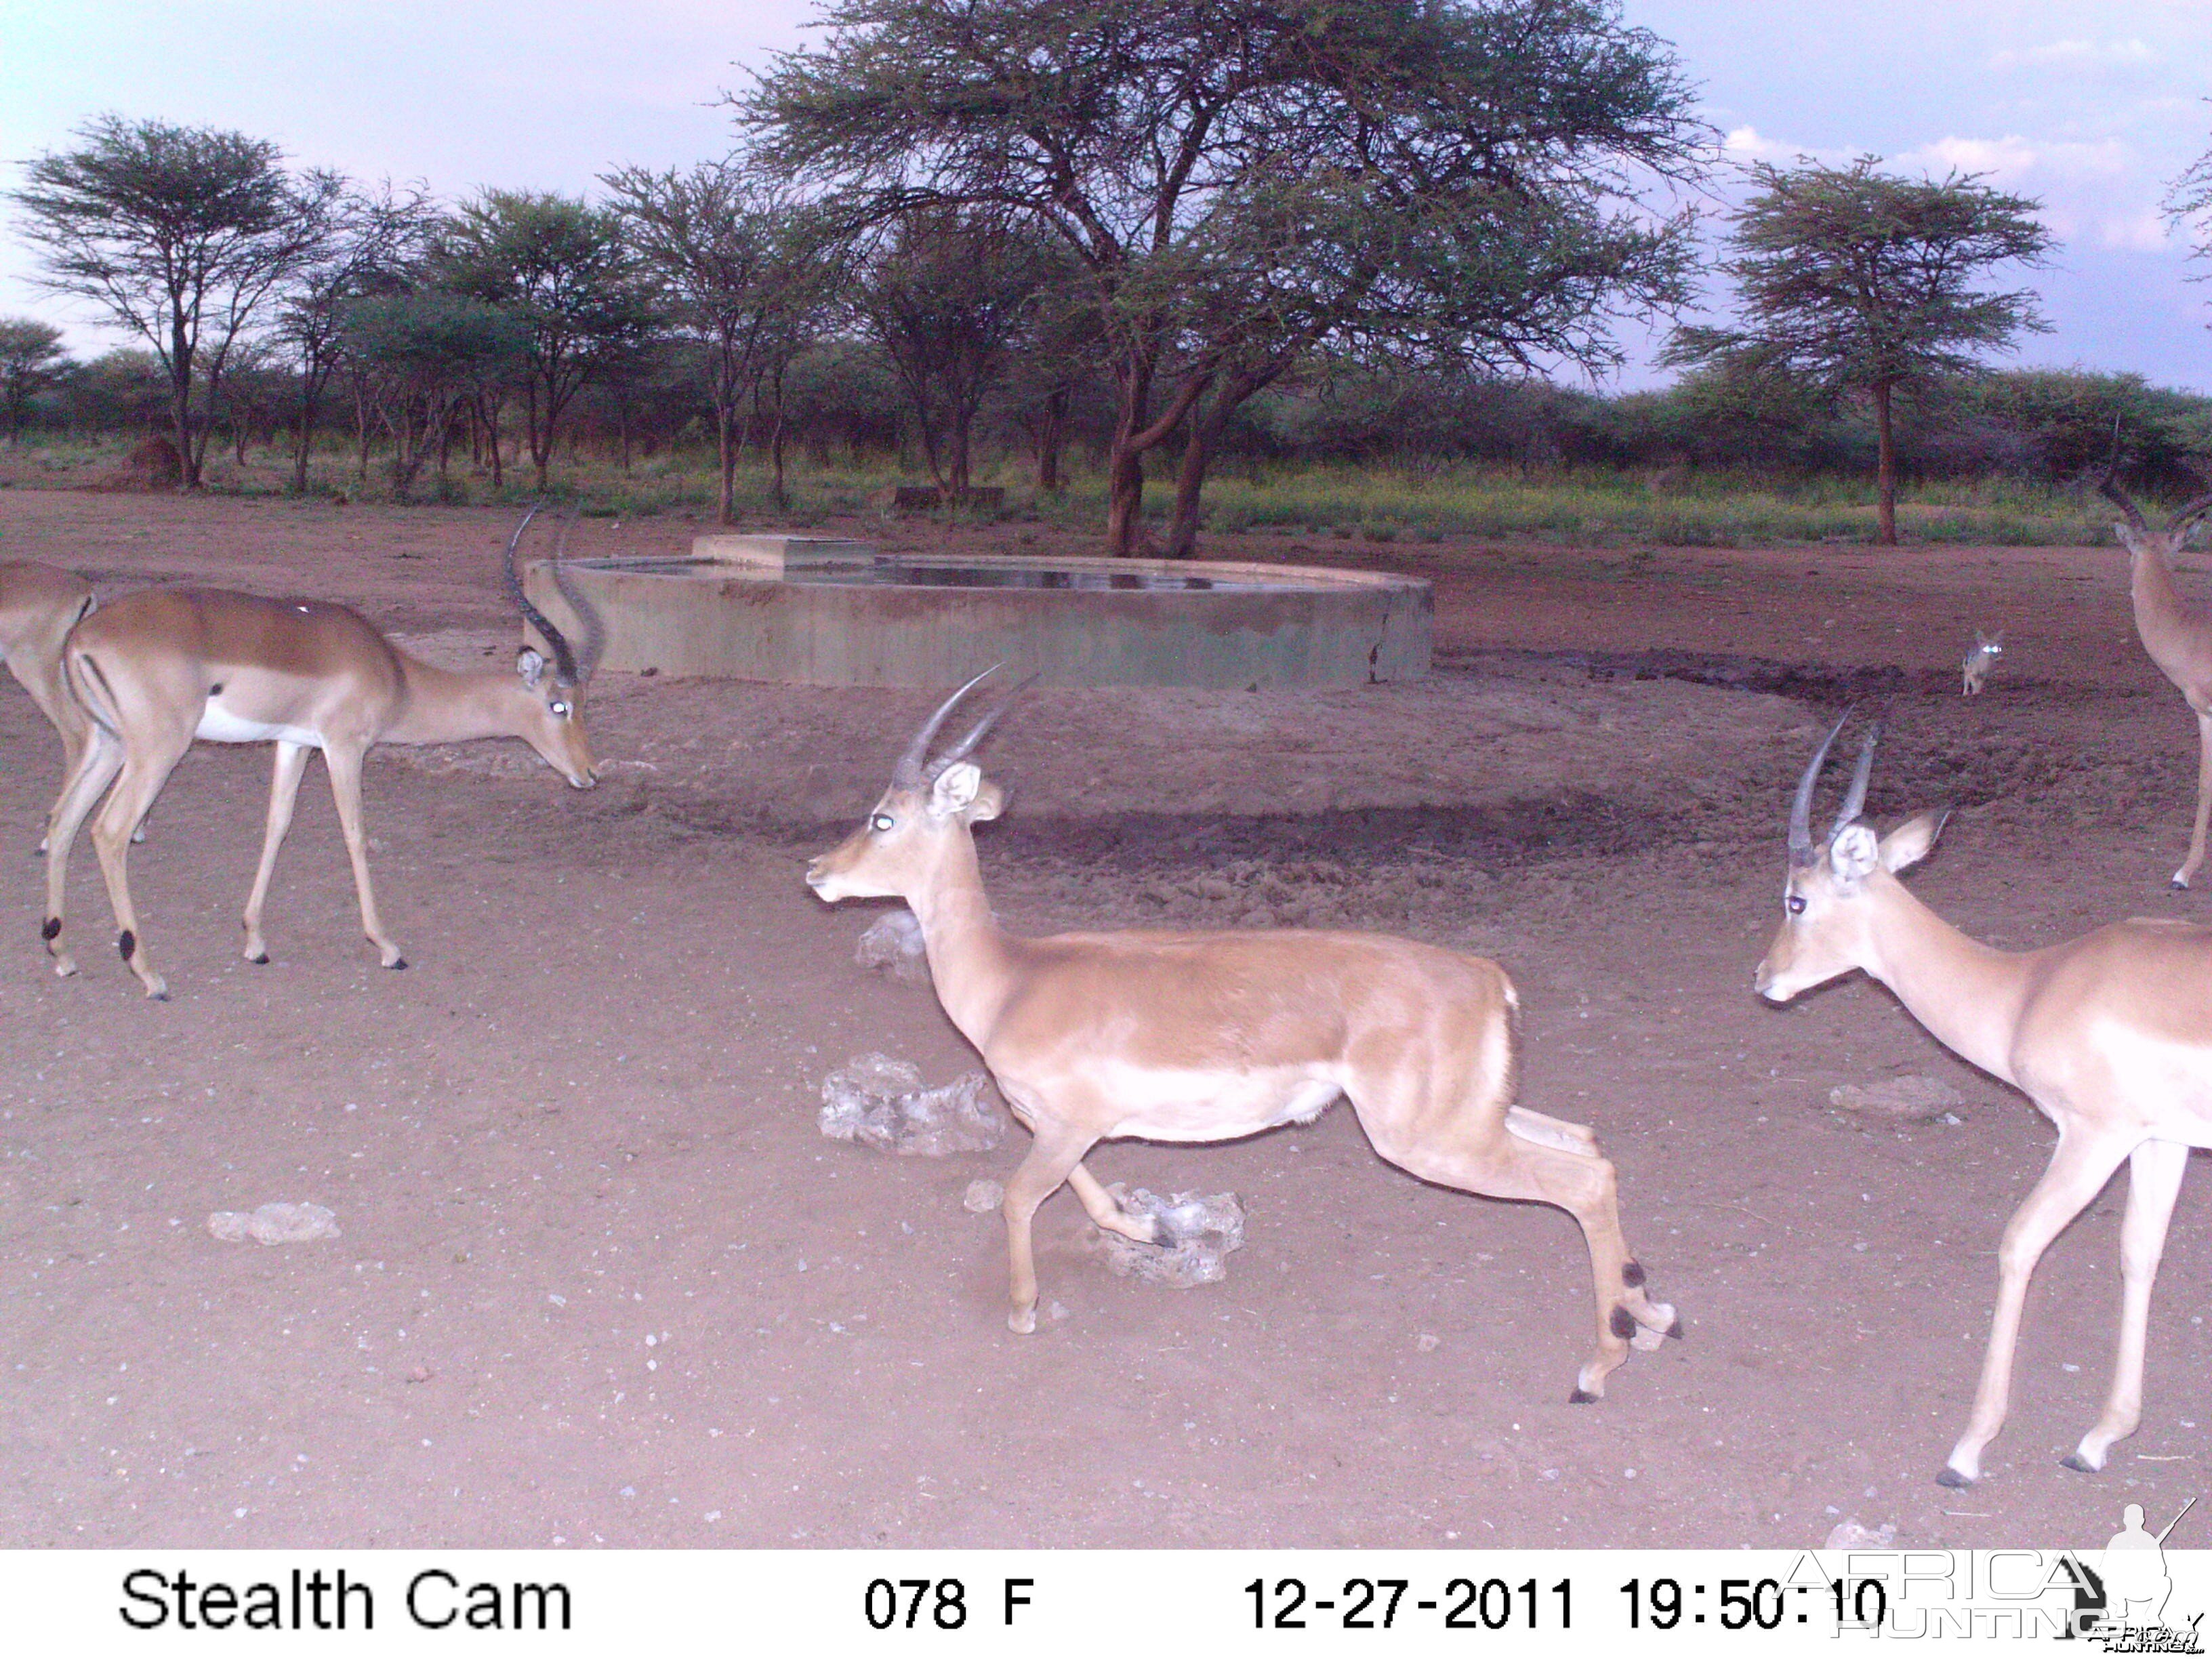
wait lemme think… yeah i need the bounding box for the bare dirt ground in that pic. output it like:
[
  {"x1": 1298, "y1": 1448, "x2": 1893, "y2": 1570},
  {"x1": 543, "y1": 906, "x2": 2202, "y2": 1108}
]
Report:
[{"x1": 1, "y1": 483, "x2": 2207, "y2": 1551}]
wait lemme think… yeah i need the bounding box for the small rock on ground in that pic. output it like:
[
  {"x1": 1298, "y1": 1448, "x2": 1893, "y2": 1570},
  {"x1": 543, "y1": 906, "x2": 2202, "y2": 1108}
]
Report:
[
  {"x1": 1828, "y1": 1075, "x2": 1962, "y2": 1123},
  {"x1": 207, "y1": 1202, "x2": 341, "y2": 1245}
]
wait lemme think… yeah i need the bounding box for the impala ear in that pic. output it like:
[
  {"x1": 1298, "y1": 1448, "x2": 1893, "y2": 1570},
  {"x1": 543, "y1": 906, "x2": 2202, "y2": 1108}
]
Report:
[
  {"x1": 1829, "y1": 822, "x2": 1881, "y2": 888},
  {"x1": 1879, "y1": 808, "x2": 1948, "y2": 872},
  {"x1": 517, "y1": 647, "x2": 548, "y2": 688},
  {"x1": 928, "y1": 761, "x2": 983, "y2": 819},
  {"x1": 964, "y1": 781, "x2": 1004, "y2": 823}
]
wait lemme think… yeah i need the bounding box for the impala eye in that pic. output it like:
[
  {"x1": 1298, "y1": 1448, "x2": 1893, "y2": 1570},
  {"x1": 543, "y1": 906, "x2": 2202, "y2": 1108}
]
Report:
[
  {"x1": 550, "y1": 701, "x2": 571, "y2": 718},
  {"x1": 1786, "y1": 894, "x2": 1807, "y2": 916},
  {"x1": 870, "y1": 813, "x2": 895, "y2": 832}
]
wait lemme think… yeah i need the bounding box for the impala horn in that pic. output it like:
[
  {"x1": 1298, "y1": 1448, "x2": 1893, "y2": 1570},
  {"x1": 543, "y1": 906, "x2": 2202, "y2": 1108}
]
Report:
[
  {"x1": 501, "y1": 505, "x2": 581, "y2": 687},
  {"x1": 890, "y1": 665, "x2": 1040, "y2": 787},
  {"x1": 1831, "y1": 721, "x2": 1880, "y2": 838},
  {"x1": 2095, "y1": 468, "x2": 2151, "y2": 534},
  {"x1": 1788, "y1": 711, "x2": 1850, "y2": 867},
  {"x1": 547, "y1": 508, "x2": 608, "y2": 682}
]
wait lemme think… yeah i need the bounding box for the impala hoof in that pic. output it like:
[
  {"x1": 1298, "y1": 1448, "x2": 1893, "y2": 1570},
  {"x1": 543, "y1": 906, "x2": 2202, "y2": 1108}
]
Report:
[
  {"x1": 1666, "y1": 1317, "x2": 1685, "y2": 1340},
  {"x1": 2060, "y1": 1452, "x2": 2100, "y2": 1474},
  {"x1": 1008, "y1": 1307, "x2": 1037, "y2": 1336},
  {"x1": 1567, "y1": 1387, "x2": 1599, "y2": 1405},
  {"x1": 246, "y1": 951, "x2": 269, "y2": 966},
  {"x1": 387, "y1": 957, "x2": 408, "y2": 971},
  {"x1": 1935, "y1": 1466, "x2": 1973, "y2": 1489},
  {"x1": 2172, "y1": 877, "x2": 2190, "y2": 891}
]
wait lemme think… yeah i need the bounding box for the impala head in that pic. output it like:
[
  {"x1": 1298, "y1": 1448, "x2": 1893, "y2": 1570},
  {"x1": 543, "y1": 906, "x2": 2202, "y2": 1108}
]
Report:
[
  {"x1": 1754, "y1": 715, "x2": 1948, "y2": 1002},
  {"x1": 1973, "y1": 629, "x2": 2003, "y2": 657},
  {"x1": 502, "y1": 506, "x2": 605, "y2": 789},
  {"x1": 806, "y1": 668, "x2": 1016, "y2": 903},
  {"x1": 2097, "y1": 468, "x2": 2212, "y2": 565}
]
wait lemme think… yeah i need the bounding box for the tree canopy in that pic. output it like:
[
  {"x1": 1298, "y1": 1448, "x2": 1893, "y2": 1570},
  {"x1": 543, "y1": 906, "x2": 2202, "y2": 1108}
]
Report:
[
  {"x1": 1664, "y1": 157, "x2": 2053, "y2": 544},
  {"x1": 10, "y1": 115, "x2": 340, "y2": 486},
  {"x1": 743, "y1": 0, "x2": 1708, "y2": 554}
]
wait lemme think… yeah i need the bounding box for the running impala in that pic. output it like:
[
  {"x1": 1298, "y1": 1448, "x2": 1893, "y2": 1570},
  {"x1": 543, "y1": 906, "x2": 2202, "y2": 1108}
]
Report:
[
  {"x1": 41, "y1": 508, "x2": 602, "y2": 998},
  {"x1": 1757, "y1": 716, "x2": 2212, "y2": 1487},
  {"x1": 806, "y1": 672, "x2": 1679, "y2": 1402}
]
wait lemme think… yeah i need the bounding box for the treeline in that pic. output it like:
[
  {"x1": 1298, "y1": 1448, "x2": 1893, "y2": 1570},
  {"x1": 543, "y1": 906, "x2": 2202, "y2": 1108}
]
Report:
[
  {"x1": 5, "y1": 0, "x2": 2209, "y2": 554},
  {"x1": 12, "y1": 334, "x2": 2207, "y2": 504}
]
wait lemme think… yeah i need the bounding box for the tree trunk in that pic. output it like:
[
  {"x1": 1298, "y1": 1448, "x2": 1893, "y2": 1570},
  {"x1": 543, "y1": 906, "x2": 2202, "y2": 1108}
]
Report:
[
  {"x1": 1033, "y1": 390, "x2": 1066, "y2": 492},
  {"x1": 352, "y1": 380, "x2": 372, "y2": 485},
  {"x1": 770, "y1": 394, "x2": 789, "y2": 512},
  {"x1": 169, "y1": 316, "x2": 199, "y2": 490},
  {"x1": 1874, "y1": 380, "x2": 1898, "y2": 548},
  {"x1": 717, "y1": 399, "x2": 737, "y2": 527},
  {"x1": 1165, "y1": 413, "x2": 1224, "y2": 560}
]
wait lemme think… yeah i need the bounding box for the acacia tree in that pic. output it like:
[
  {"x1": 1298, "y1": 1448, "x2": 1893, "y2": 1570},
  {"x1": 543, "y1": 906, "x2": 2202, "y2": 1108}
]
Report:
[
  {"x1": 602, "y1": 161, "x2": 821, "y2": 522},
  {"x1": 0, "y1": 319, "x2": 73, "y2": 442},
  {"x1": 274, "y1": 178, "x2": 435, "y2": 492},
  {"x1": 11, "y1": 116, "x2": 341, "y2": 487},
  {"x1": 744, "y1": 0, "x2": 1704, "y2": 556},
  {"x1": 854, "y1": 207, "x2": 1057, "y2": 496},
  {"x1": 438, "y1": 190, "x2": 650, "y2": 491},
  {"x1": 339, "y1": 289, "x2": 525, "y2": 499},
  {"x1": 1665, "y1": 157, "x2": 2054, "y2": 546}
]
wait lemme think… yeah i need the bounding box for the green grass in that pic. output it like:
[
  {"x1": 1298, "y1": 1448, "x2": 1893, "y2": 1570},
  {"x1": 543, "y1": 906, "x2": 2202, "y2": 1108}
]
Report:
[{"x1": 3, "y1": 436, "x2": 2124, "y2": 546}]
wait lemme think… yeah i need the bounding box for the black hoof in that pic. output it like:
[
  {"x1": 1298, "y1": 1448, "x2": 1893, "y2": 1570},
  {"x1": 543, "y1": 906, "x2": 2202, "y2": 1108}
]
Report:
[
  {"x1": 2172, "y1": 879, "x2": 2190, "y2": 892},
  {"x1": 1665, "y1": 1317, "x2": 1685, "y2": 1340},
  {"x1": 2059, "y1": 1452, "x2": 2098, "y2": 1474},
  {"x1": 247, "y1": 952, "x2": 269, "y2": 966},
  {"x1": 149, "y1": 991, "x2": 168, "y2": 1004},
  {"x1": 388, "y1": 957, "x2": 407, "y2": 971},
  {"x1": 1609, "y1": 1307, "x2": 1637, "y2": 1340},
  {"x1": 1934, "y1": 1466, "x2": 1971, "y2": 1489},
  {"x1": 1568, "y1": 1387, "x2": 1598, "y2": 1405}
]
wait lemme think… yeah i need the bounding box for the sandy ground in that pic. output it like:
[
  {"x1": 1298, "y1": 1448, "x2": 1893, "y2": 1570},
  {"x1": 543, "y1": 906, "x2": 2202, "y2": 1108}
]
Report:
[{"x1": 1, "y1": 481, "x2": 2207, "y2": 1551}]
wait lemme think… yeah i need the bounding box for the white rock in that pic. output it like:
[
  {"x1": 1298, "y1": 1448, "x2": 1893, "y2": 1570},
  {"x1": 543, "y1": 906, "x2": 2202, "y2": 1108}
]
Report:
[{"x1": 207, "y1": 1202, "x2": 340, "y2": 1246}]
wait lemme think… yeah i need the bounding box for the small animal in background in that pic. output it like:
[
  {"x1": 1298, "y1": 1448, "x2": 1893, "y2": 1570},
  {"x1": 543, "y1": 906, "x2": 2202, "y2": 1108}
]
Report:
[{"x1": 1961, "y1": 629, "x2": 2003, "y2": 695}]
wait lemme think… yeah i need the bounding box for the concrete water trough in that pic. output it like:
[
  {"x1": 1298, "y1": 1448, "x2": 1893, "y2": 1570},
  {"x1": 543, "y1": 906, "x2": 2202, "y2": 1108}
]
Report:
[{"x1": 521, "y1": 535, "x2": 1431, "y2": 690}]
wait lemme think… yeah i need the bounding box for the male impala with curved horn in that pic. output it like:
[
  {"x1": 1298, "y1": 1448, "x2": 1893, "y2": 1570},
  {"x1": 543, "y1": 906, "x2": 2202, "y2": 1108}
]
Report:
[
  {"x1": 1756, "y1": 716, "x2": 2212, "y2": 1488},
  {"x1": 1, "y1": 559, "x2": 97, "y2": 841},
  {"x1": 2095, "y1": 468, "x2": 2212, "y2": 888},
  {"x1": 41, "y1": 508, "x2": 602, "y2": 998},
  {"x1": 807, "y1": 672, "x2": 1679, "y2": 1402}
]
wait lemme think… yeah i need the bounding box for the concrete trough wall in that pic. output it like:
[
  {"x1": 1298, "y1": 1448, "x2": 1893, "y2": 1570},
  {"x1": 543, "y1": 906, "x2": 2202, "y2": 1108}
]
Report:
[{"x1": 523, "y1": 536, "x2": 1430, "y2": 691}]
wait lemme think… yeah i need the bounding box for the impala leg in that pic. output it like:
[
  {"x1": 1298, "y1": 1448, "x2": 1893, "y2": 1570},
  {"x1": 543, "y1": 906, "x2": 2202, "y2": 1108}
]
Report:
[
  {"x1": 321, "y1": 744, "x2": 403, "y2": 969},
  {"x1": 1372, "y1": 1118, "x2": 1668, "y2": 1402},
  {"x1": 2066, "y1": 1139, "x2": 2188, "y2": 1474},
  {"x1": 1001, "y1": 1121, "x2": 1099, "y2": 1334},
  {"x1": 41, "y1": 730, "x2": 122, "y2": 979},
  {"x1": 1940, "y1": 1130, "x2": 2134, "y2": 1488},
  {"x1": 240, "y1": 741, "x2": 311, "y2": 964},
  {"x1": 1067, "y1": 1163, "x2": 1170, "y2": 1245},
  {"x1": 87, "y1": 734, "x2": 190, "y2": 1000},
  {"x1": 2174, "y1": 712, "x2": 2212, "y2": 889}
]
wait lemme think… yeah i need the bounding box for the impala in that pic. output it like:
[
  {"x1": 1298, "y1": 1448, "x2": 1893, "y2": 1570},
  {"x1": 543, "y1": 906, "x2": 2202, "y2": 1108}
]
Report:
[
  {"x1": 42, "y1": 508, "x2": 602, "y2": 998},
  {"x1": 1756, "y1": 716, "x2": 2212, "y2": 1487},
  {"x1": 2096, "y1": 470, "x2": 2212, "y2": 886},
  {"x1": 1, "y1": 559, "x2": 97, "y2": 845},
  {"x1": 806, "y1": 672, "x2": 1679, "y2": 1401}
]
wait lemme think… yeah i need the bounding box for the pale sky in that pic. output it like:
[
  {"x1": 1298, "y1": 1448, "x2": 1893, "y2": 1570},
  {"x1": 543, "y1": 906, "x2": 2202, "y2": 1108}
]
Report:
[{"x1": 2, "y1": 0, "x2": 2209, "y2": 391}]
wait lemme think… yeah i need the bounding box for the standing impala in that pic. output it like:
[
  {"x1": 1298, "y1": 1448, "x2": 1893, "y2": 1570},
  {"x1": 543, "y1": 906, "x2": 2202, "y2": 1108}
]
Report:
[
  {"x1": 2095, "y1": 470, "x2": 2212, "y2": 887},
  {"x1": 41, "y1": 508, "x2": 602, "y2": 998},
  {"x1": 1756, "y1": 717, "x2": 2212, "y2": 1488},
  {"x1": 1, "y1": 559, "x2": 97, "y2": 844},
  {"x1": 807, "y1": 673, "x2": 1679, "y2": 1402}
]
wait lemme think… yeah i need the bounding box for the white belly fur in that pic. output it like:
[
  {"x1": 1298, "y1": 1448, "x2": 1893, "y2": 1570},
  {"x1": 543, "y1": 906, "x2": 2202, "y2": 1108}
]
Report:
[
  {"x1": 1098, "y1": 1065, "x2": 1343, "y2": 1142},
  {"x1": 195, "y1": 703, "x2": 322, "y2": 747}
]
